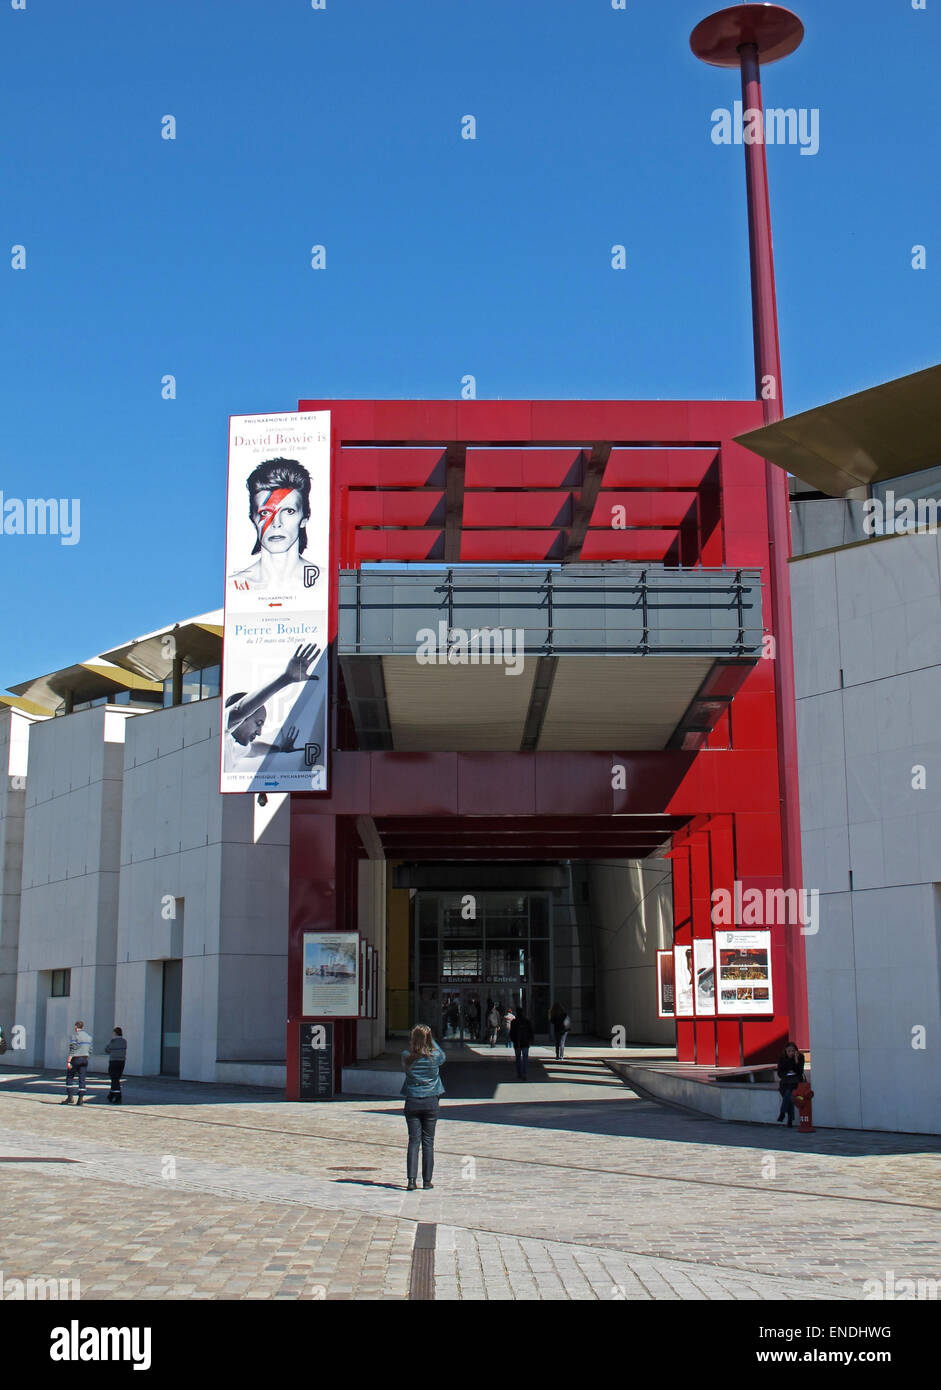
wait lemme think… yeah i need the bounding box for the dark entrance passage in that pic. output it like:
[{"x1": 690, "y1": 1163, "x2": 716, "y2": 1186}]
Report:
[{"x1": 412, "y1": 889, "x2": 552, "y2": 1044}]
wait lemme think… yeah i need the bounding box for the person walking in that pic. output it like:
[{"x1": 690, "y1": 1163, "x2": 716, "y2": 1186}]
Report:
[
  {"x1": 502, "y1": 1005, "x2": 515, "y2": 1049},
  {"x1": 548, "y1": 1001, "x2": 570, "y2": 1060},
  {"x1": 510, "y1": 1007, "x2": 534, "y2": 1080},
  {"x1": 105, "y1": 1027, "x2": 127, "y2": 1104},
  {"x1": 466, "y1": 995, "x2": 479, "y2": 1041},
  {"x1": 401, "y1": 1023, "x2": 446, "y2": 1190},
  {"x1": 776, "y1": 1041, "x2": 805, "y2": 1126},
  {"x1": 61, "y1": 1020, "x2": 92, "y2": 1106},
  {"x1": 486, "y1": 1003, "x2": 501, "y2": 1047}
]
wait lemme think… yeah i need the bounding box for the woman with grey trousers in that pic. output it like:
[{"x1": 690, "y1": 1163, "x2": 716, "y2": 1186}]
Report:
[{"x1": 401, "y1": 1024, "x2": 445, "y2": 1190}]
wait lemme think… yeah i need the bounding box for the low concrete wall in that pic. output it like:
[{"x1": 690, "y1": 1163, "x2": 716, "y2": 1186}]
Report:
[
  {"x1": 608, "y1": 1060, "x2": 796, "y2": 1126},
  {"x1": 341, "y1": 1066, "x2": 402, "y2": 1097},
  {"x1": 215, "y1": 1061, "x2": 285, "y2": 1089}
]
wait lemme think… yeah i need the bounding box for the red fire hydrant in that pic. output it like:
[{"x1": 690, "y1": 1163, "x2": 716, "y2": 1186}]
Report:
[{"x1": 793, "y1": 1081, "x2": 815, "y2": 1133}]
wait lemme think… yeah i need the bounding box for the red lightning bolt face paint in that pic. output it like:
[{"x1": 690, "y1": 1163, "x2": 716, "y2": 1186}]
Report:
[{"x1": 256, "y1": 487, "x2": 293, "y2": 540}]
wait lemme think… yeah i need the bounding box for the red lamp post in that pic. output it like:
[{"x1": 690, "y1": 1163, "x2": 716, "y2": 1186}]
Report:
[{"x1": 690, "y1": 4, "x2": 808, "y2": 1047}]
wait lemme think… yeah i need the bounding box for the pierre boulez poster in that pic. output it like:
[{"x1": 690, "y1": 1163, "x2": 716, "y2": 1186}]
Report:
[{"x1": 220, "y1": 410, "x2": 331, "y2": 793}]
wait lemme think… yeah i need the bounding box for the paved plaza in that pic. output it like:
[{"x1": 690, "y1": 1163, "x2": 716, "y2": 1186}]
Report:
[{"x1": 1, "y1": 1048, "x2": 940, "y2": 1301}]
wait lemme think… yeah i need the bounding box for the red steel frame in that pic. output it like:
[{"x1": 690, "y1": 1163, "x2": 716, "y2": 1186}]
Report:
[{"x1": 285, "y1": 398, "x2": 807, "y2": 1096}]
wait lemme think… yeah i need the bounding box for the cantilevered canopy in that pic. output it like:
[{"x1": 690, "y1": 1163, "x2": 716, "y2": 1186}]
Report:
[
  {"x1": 100, "y1": 613, "x2": 223, "y2": 682},
  {"x1": 735, "y1": 363, "x2": 941, "y2": 496},
  {"x1": 0, "y1": 693, "x2": 49, "y2": 717},
  {"x1": 8, "y1": 662, "x2": 162, "y2": 714}
]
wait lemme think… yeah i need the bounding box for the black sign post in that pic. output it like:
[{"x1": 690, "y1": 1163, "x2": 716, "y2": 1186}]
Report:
[{"x1": 299, "y1": 1021, "x2": 335, "y2": 1100}]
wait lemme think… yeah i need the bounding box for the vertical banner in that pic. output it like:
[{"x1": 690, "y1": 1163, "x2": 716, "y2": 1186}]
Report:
[
  {"x1": 221, "y1": 410, "x2": 331, "y2": 793},
  {"x1": 693, "y1": 938, "x2": 716, "y2": 1017}
]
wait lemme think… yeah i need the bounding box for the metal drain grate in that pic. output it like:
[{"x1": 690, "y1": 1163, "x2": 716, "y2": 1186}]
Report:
[{"x1": 408, "y1": 1223, "x2": 436, "y2": 1301}]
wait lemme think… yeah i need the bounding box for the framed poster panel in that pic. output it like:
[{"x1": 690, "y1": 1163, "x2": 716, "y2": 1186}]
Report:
[
  {"x1": 367, "y1": 945, "x2": 377, "y2": 1019},
  {"x1": 220, "y1": 410, "x2": 331, "y2": 794},
  {"x1": 715, "y1": 930, "x2": 773, "y2": 1015},
  {"x1": 656, "y1": 949, "x2": 675, "y2": 1019},
  {"x1": 359, "y1": 937, "x2": 368, "y2": 1018},
  {"x1": 301, "y1": 931, "x2": 360, "y2": 1017},
  {"x1": 371, "y1": 947, "x2": 379, "y2": 1021},
  {"x1": 693, "y1": 938, "x2": 716, "y2": 1017},
  {"x1": 673, "y1": 943, "x2": 695, "y2": 1018}
]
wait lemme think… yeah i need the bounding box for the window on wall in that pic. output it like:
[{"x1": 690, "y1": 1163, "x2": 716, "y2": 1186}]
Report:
[
  {"x1": 160, "y1": 664, "x2": 223, "y2": 706},
  {"x1": 50, "y1": 969, "x2": 71, "y2": 997},
  {"x1": 200, "y1": 665, "x2": 220, "y2": 699},
  {"x1": 872, "y1": 467, "x2": 941, "y2": 507}
]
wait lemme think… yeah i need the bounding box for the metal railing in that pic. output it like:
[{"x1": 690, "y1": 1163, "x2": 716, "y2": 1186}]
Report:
[{"x1": 339, "y1": 564, "x2": 763, "y2": 657}]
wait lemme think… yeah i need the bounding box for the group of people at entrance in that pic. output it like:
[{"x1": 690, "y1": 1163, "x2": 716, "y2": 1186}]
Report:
[
  {"x1": 440, "y1": 993, "x2": 483, "y2": 1040},
  {"x1": 481, "y1": 1000, "x2": 571, "y2": 1064}
]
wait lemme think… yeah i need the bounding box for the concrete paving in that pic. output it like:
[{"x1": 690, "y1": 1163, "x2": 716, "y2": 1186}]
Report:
[{"x1": 1, "y1": 1054, "x2": 939, "y2": 1301}]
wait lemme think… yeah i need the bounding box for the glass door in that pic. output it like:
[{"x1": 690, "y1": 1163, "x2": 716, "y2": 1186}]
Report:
[{"x1": 160, "y1": 959, "x2": 182, "y2": 1076}]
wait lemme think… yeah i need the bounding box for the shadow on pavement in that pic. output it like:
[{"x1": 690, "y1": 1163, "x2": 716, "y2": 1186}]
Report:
[{"x1": 5, "y1": 1062, "x2": 941, "y2": 1163}]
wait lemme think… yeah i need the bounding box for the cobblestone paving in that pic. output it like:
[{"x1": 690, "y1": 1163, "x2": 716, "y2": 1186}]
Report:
[
  {"x1": 0, "y1": 1167, "x2": 412, "y2": 1300},
  {"x1": 1, "y1": 1062, "x2": 940, "y2": 1301}
]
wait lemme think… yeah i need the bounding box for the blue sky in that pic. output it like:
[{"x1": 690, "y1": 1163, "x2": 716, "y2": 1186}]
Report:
[{"x1": 2, "y1": 0, "x2": 938, "y2": 686}]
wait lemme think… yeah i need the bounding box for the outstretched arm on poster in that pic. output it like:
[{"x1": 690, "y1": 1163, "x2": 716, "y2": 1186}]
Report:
[{"x1": 225, "y1": 644, "x2": 321, "y2": 753}]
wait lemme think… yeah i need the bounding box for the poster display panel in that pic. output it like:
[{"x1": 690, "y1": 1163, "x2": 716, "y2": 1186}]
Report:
[
  {"x1": 693, "y1": 938, "x2": 716, "y2": 1017},
  {"x1": 715, "y1": 930, "x2": 773, "y2": 1015},
  {"x1": 301, "y1": 931, "x2": 360, "y2": 1017},
  {"x1": 364, "y1": 944, "x2": 374, "y2": 1020},
  {"x1": 673, "y1": 944, "x2": 695, "y2": 1017},
  {"x1": 221, "y1": 410, "x2": 331, "y2": 793},
  {"x1": 656, "y1": 950, "x2": 675, "y2": 1018}
]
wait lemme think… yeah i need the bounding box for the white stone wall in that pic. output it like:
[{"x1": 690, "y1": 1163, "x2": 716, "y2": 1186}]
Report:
[
  {"x1": 13, "y1": 707, "x2": 134, "y2": 1070},
  {"x1": 117, "y1": 697, "x2": 290, "y2": 1081},
  {"x1": 792, "y1": 529, "x2": 941, "y2": 1134},
  {"x1": 0, "y1": 710, "x2": 30, "y2": 1040},
  {"x1": 587, "y1": 857, "x2": 675, "y2": 1045},
  {"x1": 2, "y1": 695, "x2": 291, "y2": 1083}
]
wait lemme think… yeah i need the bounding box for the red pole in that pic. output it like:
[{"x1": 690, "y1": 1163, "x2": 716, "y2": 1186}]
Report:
[
  {"x1": 690, "y1": 7, "x2": 809, "y2": 1050},
  {"x1": 738, "y1": 41, "x2": 808, "y2": 1048}
]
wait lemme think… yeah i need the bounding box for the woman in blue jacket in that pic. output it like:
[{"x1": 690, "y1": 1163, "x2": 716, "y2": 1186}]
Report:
[{"x1": 401, "y1": 1024, "x2": 446, "y2": 1190}]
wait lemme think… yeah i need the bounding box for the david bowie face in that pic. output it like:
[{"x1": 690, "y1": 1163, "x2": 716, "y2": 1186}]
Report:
[{"x1": 251, "y1": 487, "x2": 304, "y2": 553}]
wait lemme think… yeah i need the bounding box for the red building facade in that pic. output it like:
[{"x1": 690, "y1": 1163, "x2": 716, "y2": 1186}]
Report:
[{"x1": 286, "y1": 398, "x2": 808, "y2": 1097}]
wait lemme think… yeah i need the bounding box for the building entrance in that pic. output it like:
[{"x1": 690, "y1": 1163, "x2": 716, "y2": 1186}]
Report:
[{"x1": 412, "y1": 890, "x2": 552, "y2": 1044}]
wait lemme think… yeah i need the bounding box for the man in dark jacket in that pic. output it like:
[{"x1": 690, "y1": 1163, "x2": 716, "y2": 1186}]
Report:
[
  {"x1": 776, "y1": 1042, "x2": 805, "y2": 1126},
  {"x1": 105, "y1": 1027, "x2": 127, "y2": 1104},
  {"x1": 510, "y1": 1009, "x2": 535, "y2": 1080}
]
